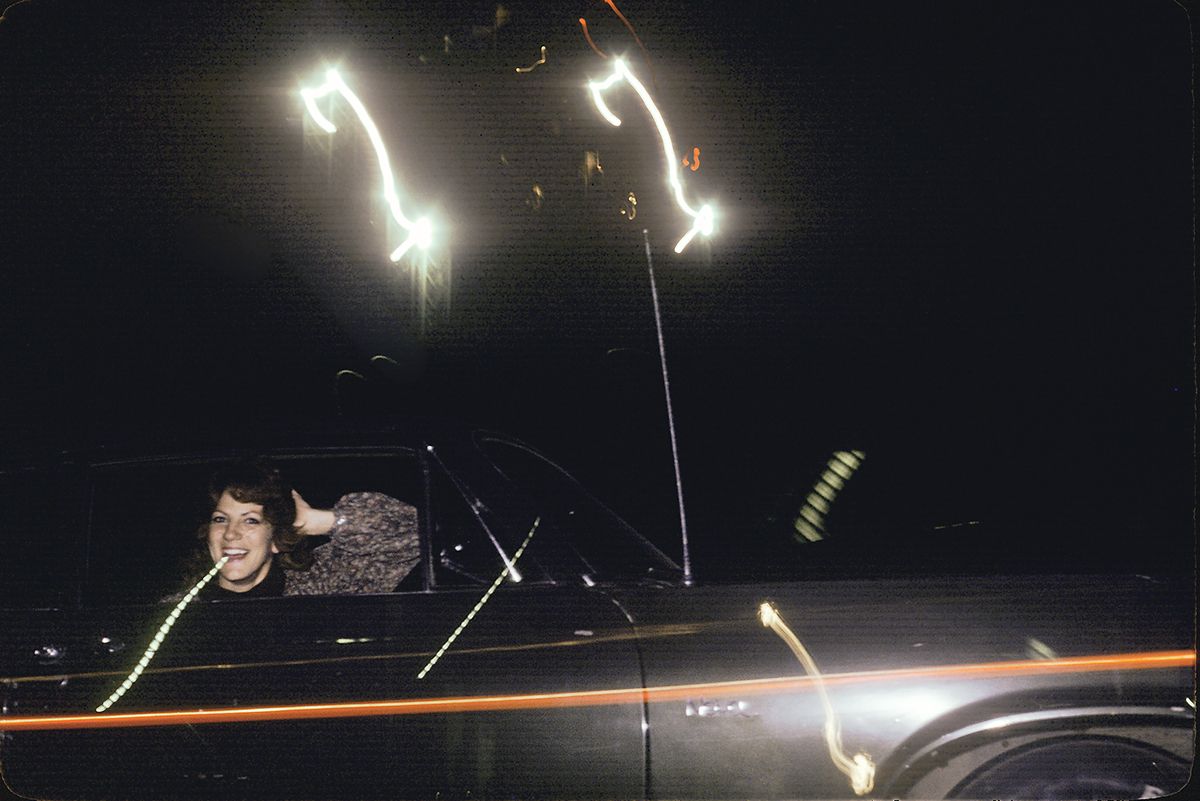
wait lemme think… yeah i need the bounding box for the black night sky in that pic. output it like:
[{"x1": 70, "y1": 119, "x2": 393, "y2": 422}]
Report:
[{"x1": 0, "y1": 0, "x2": 1193, "y2": 577}]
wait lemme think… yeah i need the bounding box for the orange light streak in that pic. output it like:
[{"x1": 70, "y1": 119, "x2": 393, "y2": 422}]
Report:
[
  {"x1": 603, "y1": 0, "x2": 656, "y2": 85},
  {"x1": 2, "y1": 650, "x2": 1191, "y2": 732},
  {"x1": 579, "y1": 19, "x2": 607, "y2": 59}
]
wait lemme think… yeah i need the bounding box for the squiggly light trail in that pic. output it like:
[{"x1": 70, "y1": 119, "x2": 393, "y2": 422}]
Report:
[
  {"x1": 760, "y1": 602, "x2": 875, "y2": 796},
  {"x1": 516, "y1": 45, "x2": 547, "y2": 73},
  {"x1": 301, "y1": 69, "x2": 433, "y2": 262},
  {"x1": 588, "y1": 59, "x2": 714, "y2": 253}
]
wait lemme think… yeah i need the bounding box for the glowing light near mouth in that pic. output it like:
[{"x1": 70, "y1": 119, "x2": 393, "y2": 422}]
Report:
[
  {"x1": 300, "y1": 68, "x2": 432, "y2": 262},
  {"x1": 587, "y1": 59, "x2": 715, "y2": 254}
]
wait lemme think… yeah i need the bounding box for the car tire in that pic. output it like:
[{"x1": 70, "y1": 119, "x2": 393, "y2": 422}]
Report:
[{"x1": 947, "y1": 735, "x2": 1191, "y2": 800}]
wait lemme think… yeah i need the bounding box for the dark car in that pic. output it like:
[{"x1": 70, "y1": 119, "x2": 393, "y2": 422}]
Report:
[{"x1": 1, "y1": 418, "x2": 1193, "y2": 800}]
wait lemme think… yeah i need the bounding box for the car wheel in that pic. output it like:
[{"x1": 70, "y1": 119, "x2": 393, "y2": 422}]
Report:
[{"x1": 947, "y1": 735, "x2": 1191, "y2": 800}]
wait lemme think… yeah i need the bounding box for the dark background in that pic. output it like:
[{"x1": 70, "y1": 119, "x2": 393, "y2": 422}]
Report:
[{"x1": 0, "y1": 0, "x2": 1193, "y2": 578}]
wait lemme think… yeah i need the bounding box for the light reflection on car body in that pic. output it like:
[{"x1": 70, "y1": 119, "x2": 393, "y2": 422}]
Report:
[{"x1": 0, "y1": 419, "x2": 1194, "y2": 800}]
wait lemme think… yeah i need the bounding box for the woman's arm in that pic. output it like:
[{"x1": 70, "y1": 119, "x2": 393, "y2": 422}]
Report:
[
  {"x1": 292, "y1": 489, "x2": 337, "y2": 537},
  {"x1": 284, "y1": 491, "x2": 420, "y2": 596}
]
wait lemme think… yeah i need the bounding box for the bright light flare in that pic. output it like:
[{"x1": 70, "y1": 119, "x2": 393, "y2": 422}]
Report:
[
  {"x1": 673, "y1": 204, "x2": 713, "y2": 254},
  {"x1": 300, "y1": 68, "x2": 433, "y2": 262},
  {"x1": 587, "y1": 59, "x2": 716, "y2": 254}
]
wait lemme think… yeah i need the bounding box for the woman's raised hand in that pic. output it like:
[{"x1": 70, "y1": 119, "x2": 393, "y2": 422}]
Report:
[{"x1": 292, "y1": 489, "x2": 336, "y2": 537}]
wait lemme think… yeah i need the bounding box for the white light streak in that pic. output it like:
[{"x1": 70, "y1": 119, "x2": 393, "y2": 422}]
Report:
[
  {"x1": 588, "y1": 71, "x2": 625, "y2": 126},
  {"x1": 300, "y1": 68, "x2": 432, "y2": 262},
  {"x1": 587, "y1": 59, "x2": 715, "y2": 253}
]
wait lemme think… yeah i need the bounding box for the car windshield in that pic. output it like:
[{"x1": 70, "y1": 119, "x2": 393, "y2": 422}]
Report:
[
  {"x1": 81, "y1": 451, "x2": 422, "y2": 607},
  {"x1": 476, "y1": 436, "x2": 680, "y2": 585}
]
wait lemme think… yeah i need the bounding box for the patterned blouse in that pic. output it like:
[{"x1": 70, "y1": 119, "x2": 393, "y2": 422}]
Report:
[{"x1": 283, "y1": 492, "x2": 420, "y2": 595}]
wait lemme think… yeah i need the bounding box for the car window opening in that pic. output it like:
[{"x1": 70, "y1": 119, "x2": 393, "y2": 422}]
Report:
[{"x1": 83, "y1": 452, "x2": 422, "y2": 607}]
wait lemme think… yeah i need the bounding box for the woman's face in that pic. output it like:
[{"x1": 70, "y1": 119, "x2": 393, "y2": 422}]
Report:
[{"x1": 207, "y1": 490, "x2": 279, "y2": 591}]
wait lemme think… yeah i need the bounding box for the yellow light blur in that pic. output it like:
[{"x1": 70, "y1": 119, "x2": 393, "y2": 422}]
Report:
[
  {"x1": 300, "y1": 68, "x2": 433, "y2": 262},
  {"x1": 586, "y1": 59, "x2": 716, "y2": 254},
  {"x1": 793, "y1": 451, "x2": 866, "y2": 544},
  {"x1": 760, "y1": 602, "x2": 876, "y2": 796}
]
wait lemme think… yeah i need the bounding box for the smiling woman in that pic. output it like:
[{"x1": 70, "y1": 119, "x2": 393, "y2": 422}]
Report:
[
  {"x1": 207, "y1": 492, "x2": 282, "y2": 591},
  {"x1": 164, "y1": 457, "x2": 423, "y2": 601},
  {"x1": 199, "y1": 458, "x2": 305, "y2": 596},
  {"x1": 70, "y1": 451, "x2": 425, "y2": 608}
]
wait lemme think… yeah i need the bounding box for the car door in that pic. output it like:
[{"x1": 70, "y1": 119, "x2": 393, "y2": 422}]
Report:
[{"x1": 1, "y1": 444, "x2": 648, "y2": 800}]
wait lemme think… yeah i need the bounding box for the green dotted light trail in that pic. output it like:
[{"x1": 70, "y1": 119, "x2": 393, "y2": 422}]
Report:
[
  {"x1": 95, "y1": 557, "x2": 229, "y2": 713},
  {"x1": 417, "y1": 518, "x2": 540, "y2": 679}
]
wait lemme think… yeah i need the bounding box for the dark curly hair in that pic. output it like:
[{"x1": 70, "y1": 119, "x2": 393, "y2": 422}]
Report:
[{"x1": 199, "y1": 457, "x2": 315, "y2": 571}]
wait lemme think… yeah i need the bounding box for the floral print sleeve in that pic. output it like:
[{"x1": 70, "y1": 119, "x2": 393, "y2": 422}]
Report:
[{"x1": 284, "y1": 492, "x2": 420, "y2": 596}]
